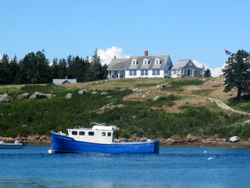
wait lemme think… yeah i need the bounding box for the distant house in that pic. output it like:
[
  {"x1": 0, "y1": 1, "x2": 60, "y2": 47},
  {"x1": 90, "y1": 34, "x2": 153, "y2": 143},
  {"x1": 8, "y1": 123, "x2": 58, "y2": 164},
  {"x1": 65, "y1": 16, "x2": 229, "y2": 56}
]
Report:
[
  {"x1": 107, "y1": 51, "x2": 173, "y2": 79},
  {"x1": 171, "y1": 59, "x2": 204, "y2": 78},
  {"x1": 53, "y1": 78, "x2": 77, "y2": 84}
]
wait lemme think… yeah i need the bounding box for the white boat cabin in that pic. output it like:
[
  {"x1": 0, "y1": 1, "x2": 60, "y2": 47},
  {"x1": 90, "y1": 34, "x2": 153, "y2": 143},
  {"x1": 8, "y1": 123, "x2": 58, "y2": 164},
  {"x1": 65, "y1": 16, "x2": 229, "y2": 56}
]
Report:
[{"x1": 66, "y1": 123, "x2": 118, "y2": 144}]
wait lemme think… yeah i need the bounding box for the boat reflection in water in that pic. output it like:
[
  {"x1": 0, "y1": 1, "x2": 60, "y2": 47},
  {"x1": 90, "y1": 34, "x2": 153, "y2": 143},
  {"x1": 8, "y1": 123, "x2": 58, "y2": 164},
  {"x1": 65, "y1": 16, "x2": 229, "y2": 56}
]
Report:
[{"x1": 51, "y1": 122, "x2": 159, "y2": 154}]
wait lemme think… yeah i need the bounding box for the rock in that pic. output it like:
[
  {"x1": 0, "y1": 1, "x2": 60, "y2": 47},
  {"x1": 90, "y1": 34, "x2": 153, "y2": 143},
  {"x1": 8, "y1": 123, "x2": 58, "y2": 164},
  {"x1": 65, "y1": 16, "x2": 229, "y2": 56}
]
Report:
[
  {"x1": 187, "y1": 134, "x2": 192, "y2": 138},
  {"x1": 83, "y1": 89, "x2": 89, "y2": 93},
  {"x1": 29, "y1": 92, "x2": 52, "y2": 99},
  {"x1": 78, "y1": 90, "x2": 84, "y2": 94},
  {"x1": 141, "y1": 94, "x2": 146, "y2": 99},
  {"x1": 153, "y1": 96, "x2": 159, "y2": 101},
  {"x1": 117, "y1": 104, "x2": 125, "y2": 108},
  {"x1": 106, "y1": 96, "x2": 112, "y2": 99},
  {"x1": 120, "y1": 89, "x2": 126, "y2": 91},
  {"x1": 65, "y1": 93, "x2": 72, "y2": 100},
  {"x1": 187, "y1": 87, "x2": 202, "y2": 91},
  {"x1": 0, "y1": 94, "x2": 11, "y2": 103},
  {"x1": 156, "y1": 85, "x2": 162, "y2": 89},
  {"x1": 229, "y1": 136, "x2": 240, "y2": 143},
  {"x1": 21, "y1": 124, "x2": 27, "y2": 128},
  {"x1": 132, "y1": 88, "x2": 141, "y2": 93},
  {"x1": 101, "y1": 92, "x2": 108, "y2": 96},
  {"x1": 91, "y1": 91, "x2": 98, "y2": 95},
  {"x1": 200, "y1": 78, "x2": 207, "y2": 82},
  {"x1": 17, "y1": 93, "x2": 30, "y2": 99}
]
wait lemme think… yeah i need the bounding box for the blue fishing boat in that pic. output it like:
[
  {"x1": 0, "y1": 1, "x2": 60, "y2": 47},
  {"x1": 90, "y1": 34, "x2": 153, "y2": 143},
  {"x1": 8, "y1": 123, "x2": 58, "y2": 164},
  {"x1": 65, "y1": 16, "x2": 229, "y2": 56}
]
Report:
[{"x1": 51, "y1": 122, "x2": 159, "y2": 154}]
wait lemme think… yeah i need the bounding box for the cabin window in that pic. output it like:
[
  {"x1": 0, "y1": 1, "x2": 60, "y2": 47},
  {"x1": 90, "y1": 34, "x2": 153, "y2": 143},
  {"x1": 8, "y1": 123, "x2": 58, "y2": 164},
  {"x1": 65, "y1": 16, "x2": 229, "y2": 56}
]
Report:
[
  {"x1": 108, "y1": 132, "x2": 112, "y2": 137},
  {"x1": 72, "y1": 131, "x2": 78, "y2": 135},
  {"x1": 88, "y1": 131, "x2": 94, "y2": 136},
  {"x1": 102, "y1": 132, "x2": 106, "y2": 136},
  {"x1": 79, "y1": 131, "x2": 85, "y2": 136}
]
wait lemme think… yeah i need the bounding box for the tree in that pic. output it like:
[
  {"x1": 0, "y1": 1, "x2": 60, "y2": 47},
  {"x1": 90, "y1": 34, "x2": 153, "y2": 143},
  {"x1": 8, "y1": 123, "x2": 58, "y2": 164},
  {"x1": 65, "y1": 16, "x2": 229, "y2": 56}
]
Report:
[
  {"x1": 204, "y1": 68, "x2": 211, "y2": 77},
  {"x1": 222, "y1": 50, "x2": 250, "y2": 100}
]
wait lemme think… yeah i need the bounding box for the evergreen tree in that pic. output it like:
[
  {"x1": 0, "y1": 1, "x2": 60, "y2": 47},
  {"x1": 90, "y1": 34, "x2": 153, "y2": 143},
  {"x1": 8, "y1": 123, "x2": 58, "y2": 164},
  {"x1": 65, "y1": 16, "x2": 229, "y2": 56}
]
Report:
[
  {"x1": 223, "y1": 50, "x2": 250, "y2": 100},
  {"x1": 9, "y1": 55, "x2": 19, "y2": 84},
  {"x1": 204, "y1": 68, "x2": 211, "y2": 77},
  {"x1": 0, "y1": 54, "x2": 10, "y2": 84}
]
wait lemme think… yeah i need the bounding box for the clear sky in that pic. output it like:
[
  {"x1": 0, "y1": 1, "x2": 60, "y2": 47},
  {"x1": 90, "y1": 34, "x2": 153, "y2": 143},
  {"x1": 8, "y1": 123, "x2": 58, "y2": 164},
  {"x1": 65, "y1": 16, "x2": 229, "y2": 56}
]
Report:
[{"x1": 1, "y1": 0, "x2": 249, "y2": 76}]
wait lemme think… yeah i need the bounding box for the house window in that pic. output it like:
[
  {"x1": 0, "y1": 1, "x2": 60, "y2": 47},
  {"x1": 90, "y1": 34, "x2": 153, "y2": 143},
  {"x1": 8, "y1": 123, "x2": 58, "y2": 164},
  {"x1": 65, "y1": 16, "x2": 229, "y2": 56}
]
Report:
[
  {"x1": 141, "y1": 70, "x2": 144, "y2": 76},
  {"x1": 200, "y1": 71, "x2": 203, "y2": 75},
  {"x1": 129, "y1": 70, "x2": 132, "y2": 76},
  {"x1": 189, "y1": 62, "x2": 192, "y2": 66},
  {"x1": 153, "y1": 70, "x2": 160, "y2": 75},
  {"x1": 181, "y1": 69, "x2": 184, "y2": 74},
  {"x1": 145, "y1": 70, "x2": 148, "y2": 76},
  {"x1": 88, "y1": 132, "x2": 94, "y2": 136},
  {"x1": 155, "y1": 58, "x2": 160, "y2": 65},
  {"x1": 72, "y1": 131, "x2": 78, "y2": 135},
  {"x1": 133, "y1": 70, "x2": 136, "y2": 76},
  {"x1": 143, "y1": 59, "x2": 148, "y2": 65},
  {"x1": 131, "y1": 59, "x2": 136, "y2": 65},
  {"x1": 79, "y1": 131, "x2": 85, "y2": 136}
]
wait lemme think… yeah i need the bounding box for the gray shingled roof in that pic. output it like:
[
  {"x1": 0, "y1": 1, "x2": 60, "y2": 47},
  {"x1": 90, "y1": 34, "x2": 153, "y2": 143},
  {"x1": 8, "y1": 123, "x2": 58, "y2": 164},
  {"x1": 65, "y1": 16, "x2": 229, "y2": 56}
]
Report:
[
  {"x1": 108, "y1": 55, "x2": 172, "y2": 70},
  {"x1": 171, "y1": 59, "x2": 191, "y2": 70},
  {"x1": 107, "y1": 59, "x2": 128, "y2": 70}
]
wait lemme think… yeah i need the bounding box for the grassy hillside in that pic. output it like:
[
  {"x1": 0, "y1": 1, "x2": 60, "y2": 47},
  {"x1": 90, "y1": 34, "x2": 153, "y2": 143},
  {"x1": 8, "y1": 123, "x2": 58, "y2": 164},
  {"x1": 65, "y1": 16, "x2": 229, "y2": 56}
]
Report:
[{"x1": 1, "y1": 77, "x2": 250, "y2": 139}]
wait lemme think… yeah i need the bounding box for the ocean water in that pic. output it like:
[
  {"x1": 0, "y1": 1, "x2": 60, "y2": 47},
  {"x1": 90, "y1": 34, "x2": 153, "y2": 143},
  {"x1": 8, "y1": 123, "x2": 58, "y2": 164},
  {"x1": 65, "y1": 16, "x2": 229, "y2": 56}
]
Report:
[{"x1": 0, "y1": 146, "x2": 249, "y2": 188}]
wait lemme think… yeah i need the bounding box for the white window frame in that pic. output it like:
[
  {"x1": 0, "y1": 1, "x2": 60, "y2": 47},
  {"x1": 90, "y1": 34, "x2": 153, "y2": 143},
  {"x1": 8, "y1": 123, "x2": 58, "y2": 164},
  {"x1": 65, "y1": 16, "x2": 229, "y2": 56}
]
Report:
[
  {"x1": 143, "y1": 59, "x2": 148, "y2": 65},
  {"x1": 155, "y1": 58, "x2": 160, "y2": 65},
  {"x1": 129, "y1": 70, "x2": 133, "y2": 76},
  {"x1": 145, "y1": 70, "x2": 148, "y2": 76},
  {"x1": 131, "y1": 59, "x2": 136, "y2": 65},
  {"x1": 133, "y1": 70, "x2": 137, "y2": 76},
  {"x1": 141, "y1": 70, "x2": 144, "y2": 76}
]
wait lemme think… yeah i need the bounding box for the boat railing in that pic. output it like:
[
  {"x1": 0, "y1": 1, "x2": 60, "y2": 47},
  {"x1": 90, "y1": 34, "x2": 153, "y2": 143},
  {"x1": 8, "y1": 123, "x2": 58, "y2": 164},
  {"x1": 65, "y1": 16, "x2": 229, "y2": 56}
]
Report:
[{"x1": 90, "y1": 122, "x2": 106, "y2": 126}]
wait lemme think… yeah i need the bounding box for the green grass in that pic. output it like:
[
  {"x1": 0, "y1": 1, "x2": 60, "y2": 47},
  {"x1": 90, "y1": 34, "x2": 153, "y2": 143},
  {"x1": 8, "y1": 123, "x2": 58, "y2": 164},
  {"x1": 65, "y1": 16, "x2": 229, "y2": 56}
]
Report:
[{"x1": 1, "y1": 82, "x2": 250, "y2": 140}]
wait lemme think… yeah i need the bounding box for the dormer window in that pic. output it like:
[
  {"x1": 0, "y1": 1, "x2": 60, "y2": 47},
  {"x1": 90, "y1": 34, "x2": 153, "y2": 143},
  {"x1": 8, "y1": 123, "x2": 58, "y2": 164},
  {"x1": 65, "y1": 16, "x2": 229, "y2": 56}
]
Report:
[
  {"x1": 155, "y1": 58, "x2": 160, "y2": 65},
  {"x1": 143, "y1": 59, "x2": 148, "y2": 65},
  {"x1": 131, "y1": 59, "x2": 136, "y2": 65}
]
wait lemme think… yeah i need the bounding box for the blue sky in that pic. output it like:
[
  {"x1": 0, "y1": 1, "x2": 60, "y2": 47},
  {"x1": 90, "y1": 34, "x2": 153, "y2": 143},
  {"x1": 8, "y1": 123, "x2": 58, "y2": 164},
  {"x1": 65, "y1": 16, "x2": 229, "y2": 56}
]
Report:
[{"x1": 1, "y1": 0, "x2": 250, "y2": 76}]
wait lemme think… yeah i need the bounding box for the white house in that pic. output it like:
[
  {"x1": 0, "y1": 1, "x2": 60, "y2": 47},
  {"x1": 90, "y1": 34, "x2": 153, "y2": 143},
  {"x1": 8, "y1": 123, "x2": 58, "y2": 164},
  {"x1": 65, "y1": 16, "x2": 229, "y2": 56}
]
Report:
[
  {"x1": 53, "y1": 78, "x2": 77, "y2": 84},
  {"x1": 171, "y1": 59, "x2": 204, "y2": 78},
  {"x1": 107, "y1": 51, "x2": 173, "y2": 79}
]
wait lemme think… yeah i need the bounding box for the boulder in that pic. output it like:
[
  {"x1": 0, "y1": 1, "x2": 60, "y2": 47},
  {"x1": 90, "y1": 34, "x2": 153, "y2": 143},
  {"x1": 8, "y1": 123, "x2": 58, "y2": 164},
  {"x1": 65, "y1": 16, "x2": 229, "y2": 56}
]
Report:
[
  {"x1": 141, "y1": 94, "x2": 146, "y2": 99},
  {"x1": 101, "y1": 92, "x2": 108, "y2": 96},
  {"x1": 242, "y1": 120, "x2": 250, "y2": 125},
  {"x1": 78, "y1": 90, "x2": 84, "y2": 94},
  {"x1": 83, "y1": 89, "x2": 89, "y2": 93},
  {"x1": 132, "y1": 88, "x2": 141, "y2": 93},
  {"x1": 17, "y1": 93, "x2": 30, "y2": 100},
  {"x1": 0, "y1": 94, "x2": 11, "y2": 103},
  {"x1": 106, "y1": 96, "x2": 112, "y2": 99},
  {"x1": 153, "y1": 96, "x2": 159, "y2": 101},
  {"x1": 91, "y1": 91, "x2": 98, "y2": 95},
  {"x1": 65, "y1": 93, "x2": 72, "y2": 100},
  {"x1": 229, "y1": 136, "x2": 240, "y2": 143},
  {"x1": 200, "y1": 78, "x2": 207, "y2": 82},
  {"x1": 29, "y1": 92, "x2": 52, "y2": 99},
  {"x1": 156, "y1": 85, "x2": 163, "y2": 89}
]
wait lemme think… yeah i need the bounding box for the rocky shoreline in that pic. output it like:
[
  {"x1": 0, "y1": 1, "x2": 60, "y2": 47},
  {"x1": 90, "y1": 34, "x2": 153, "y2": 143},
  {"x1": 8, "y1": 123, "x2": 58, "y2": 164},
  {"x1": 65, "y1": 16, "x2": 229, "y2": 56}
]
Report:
[{"x1": 3, "y1": 136, "x2": 250, "y2": 148}]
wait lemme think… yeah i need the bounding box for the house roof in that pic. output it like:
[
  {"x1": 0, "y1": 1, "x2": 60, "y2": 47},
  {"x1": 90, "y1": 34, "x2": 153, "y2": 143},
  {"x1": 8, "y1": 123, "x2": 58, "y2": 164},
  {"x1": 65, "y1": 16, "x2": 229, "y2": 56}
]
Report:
[
  {"x1": 171, "y1": 59, "x2": 191, "y2": 70},
  {"x1": 107, "y1": 59, "x2": 128, "y2": 70},
  {"x1": 108, "y1": 55, "x2": 172, "y2": 70}
]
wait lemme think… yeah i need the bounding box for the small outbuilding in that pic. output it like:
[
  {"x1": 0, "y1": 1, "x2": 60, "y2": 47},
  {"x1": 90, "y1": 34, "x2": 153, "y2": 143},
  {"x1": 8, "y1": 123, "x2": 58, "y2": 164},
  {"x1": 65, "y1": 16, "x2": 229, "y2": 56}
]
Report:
[{"x1": 53, "y1": 79, "x2": 77, "y2": 85}]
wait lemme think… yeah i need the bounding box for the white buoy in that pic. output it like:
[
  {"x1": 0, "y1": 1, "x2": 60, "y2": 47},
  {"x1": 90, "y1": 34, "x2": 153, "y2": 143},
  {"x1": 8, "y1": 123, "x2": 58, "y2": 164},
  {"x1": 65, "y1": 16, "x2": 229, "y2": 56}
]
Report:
[
  {"x1": 208, "y1": 157, "x2": 213, "y2": 160},
  {"x1": 204, "y1": 151, "x2": 207, "y2": 153},
  {"x1": 48, "y1": 149, "x2": 52, "y2": 154}
]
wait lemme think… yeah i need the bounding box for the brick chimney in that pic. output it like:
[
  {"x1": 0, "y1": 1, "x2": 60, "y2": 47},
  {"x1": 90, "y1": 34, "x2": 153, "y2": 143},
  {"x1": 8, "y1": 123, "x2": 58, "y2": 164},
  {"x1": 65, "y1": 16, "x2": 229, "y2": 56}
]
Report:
[{"x1": 145, "y1": 51, "x2": 148, "y2": 56}]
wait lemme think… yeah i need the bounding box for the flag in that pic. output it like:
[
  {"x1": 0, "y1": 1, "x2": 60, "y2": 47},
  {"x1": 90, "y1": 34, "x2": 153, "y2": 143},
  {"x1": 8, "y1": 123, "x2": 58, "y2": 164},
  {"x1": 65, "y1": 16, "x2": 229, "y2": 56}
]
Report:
[{"x1": 225, "y1": 50, "x2": 231, "y2": 55}]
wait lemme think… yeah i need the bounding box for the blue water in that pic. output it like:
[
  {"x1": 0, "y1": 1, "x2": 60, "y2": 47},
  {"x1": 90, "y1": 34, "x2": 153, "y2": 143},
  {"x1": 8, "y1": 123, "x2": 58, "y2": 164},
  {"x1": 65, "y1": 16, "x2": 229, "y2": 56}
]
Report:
[{"x1": 0, "y1": 146, "x2": 250, "y2": 188}]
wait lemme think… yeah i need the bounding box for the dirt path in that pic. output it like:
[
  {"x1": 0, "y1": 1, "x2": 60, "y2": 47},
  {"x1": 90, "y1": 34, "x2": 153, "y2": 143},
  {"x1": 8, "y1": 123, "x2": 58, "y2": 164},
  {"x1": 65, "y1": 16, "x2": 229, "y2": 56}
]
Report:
[{"x1": 206, "y1": 97, "x2": 250, "y2": 115}]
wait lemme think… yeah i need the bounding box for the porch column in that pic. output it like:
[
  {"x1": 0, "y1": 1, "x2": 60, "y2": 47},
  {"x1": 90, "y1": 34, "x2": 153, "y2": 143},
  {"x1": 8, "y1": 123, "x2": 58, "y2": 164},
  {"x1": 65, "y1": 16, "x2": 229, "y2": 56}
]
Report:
[{"x1": 118, "y1": 71, "x2": 120, "y2": 78}]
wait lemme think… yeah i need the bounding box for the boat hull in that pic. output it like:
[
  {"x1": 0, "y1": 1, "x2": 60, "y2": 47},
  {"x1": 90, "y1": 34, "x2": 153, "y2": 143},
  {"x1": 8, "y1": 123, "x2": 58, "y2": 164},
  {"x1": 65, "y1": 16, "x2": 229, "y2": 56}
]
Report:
[
  {"x1": 0, "y1": 144, "x2": 23, "y2": 149},
  {"x1": 51, "y1": 132, "x2": 159, "y2": 154}
]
